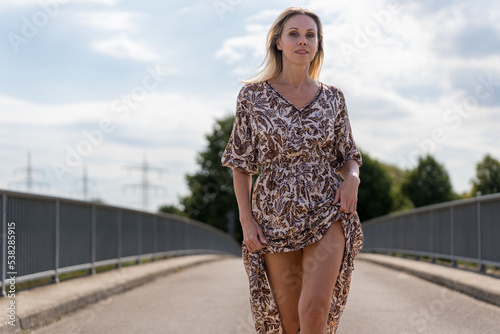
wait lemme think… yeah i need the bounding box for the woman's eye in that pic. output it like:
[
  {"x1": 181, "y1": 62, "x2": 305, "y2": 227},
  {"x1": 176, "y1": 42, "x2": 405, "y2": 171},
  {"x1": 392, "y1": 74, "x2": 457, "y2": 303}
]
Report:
[
  {"x1": 289, "y1": 32, "x2": 298, "y2": 37},
  {"x1": 307, "y1": 33, "x2": 315, "y2": 38}
]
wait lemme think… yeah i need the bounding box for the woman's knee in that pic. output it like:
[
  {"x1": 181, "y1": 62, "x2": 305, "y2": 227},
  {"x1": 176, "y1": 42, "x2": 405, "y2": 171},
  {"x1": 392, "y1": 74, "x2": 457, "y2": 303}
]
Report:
[
  {"x1": 298, "y1": 295, "x2": 330, "y2": 325},
  {"x1": 281, "y1": 316, "x2": 300, "y2": 334}
]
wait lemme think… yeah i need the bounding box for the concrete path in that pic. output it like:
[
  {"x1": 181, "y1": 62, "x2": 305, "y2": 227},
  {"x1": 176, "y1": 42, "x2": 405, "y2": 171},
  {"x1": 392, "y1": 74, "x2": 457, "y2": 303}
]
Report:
[
  {"x1": 25, "y1": 255, "x2": 500, "y2": 334},
  {"x1": 357, "y1": 253, "x2": 500, "y2": 306},
  {"x1": 3, "y1": 253, "x2": 500, "y2": 333},
  {"x1": 28, "y1": 257, "x2": 253, "y2": 334},
  {"x1": 0, "y1": 254, "x2": 230, "y2": 334},
  {"x1": 338, "y1": 259, "x2": 500, "y2": 334}
]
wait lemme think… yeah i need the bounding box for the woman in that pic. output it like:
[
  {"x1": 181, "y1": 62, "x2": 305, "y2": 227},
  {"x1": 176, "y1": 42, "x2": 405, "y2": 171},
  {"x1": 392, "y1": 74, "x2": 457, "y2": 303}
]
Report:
[{"x1": 221, "y1": 7, "x2": 363, "y2": 334}]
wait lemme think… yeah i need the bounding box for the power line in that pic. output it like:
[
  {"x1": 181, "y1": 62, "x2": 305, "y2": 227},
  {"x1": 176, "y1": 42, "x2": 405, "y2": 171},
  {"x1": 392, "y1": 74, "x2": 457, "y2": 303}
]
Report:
[
  {"x1": 74, "y1": 163, "x2": 98, "y2": 200},
  {"x1": 9, "y1": 152, "x2": 49, "y2": 192},
  {"x1": 123, "y1": 155, "x2": 167, "y2": 211}
]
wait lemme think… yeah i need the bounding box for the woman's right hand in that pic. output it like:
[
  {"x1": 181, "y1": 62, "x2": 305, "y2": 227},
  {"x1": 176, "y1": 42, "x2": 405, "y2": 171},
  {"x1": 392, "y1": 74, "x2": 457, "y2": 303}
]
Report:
[{"x1": 241, "y1": 216, "x2": 267, "y2": 253}]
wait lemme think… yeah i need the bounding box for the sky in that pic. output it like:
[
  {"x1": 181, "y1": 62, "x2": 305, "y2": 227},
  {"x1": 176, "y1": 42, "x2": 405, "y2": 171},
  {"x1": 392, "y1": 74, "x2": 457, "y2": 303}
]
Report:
[{"x1": 1, "y1": 0, "x2": 499, "y2": 213}]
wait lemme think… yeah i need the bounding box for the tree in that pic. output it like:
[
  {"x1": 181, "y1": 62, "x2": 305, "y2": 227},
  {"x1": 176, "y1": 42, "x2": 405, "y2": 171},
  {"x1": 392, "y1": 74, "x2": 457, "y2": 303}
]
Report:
[
  {"x1": 357, "y1": 151, "x2": 414, "y2": 221},
  {"x1": 357, "y1": 151, "x2": 394, "y2": 221},
  {"x1": 180, "y1": 114, "x2": 242, "y2": 241},
  {"x1": 401, "y1": 155, "x2": 454, "y2": 207},
  {"x1": 159, "y1": 204, "x2": 186, "y2": 217},
  {"x1": 383, "y1": 163, "x2": 414, "y2": 213},
  {"x1": 471, "y1": 154, "x2": 500, "y2": 195}
]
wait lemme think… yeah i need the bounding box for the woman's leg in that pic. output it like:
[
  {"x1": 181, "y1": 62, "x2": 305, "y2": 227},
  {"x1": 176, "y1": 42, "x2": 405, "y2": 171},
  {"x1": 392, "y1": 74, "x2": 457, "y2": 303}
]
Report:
[
  {"x1": 298, "y1": 221, "x2": 346, "y2": 333},
  {"x1": 264, "y1": 249, "x2": 303, "y2": 334}
]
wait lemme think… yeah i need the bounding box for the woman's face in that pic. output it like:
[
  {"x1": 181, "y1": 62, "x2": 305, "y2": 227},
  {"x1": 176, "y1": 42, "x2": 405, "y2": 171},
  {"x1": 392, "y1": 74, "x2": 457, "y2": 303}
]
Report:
[{"x1": 276, "y1": 14, "x2": 319, "y2": 67}]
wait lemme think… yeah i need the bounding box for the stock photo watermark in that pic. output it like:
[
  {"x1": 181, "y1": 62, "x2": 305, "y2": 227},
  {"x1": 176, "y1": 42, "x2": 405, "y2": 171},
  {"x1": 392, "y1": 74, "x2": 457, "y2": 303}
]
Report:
[
  {"x1": 6, "y1": 221, "x2": 17, "y2": 327},
  {"x1": 402, "y1": 283, "x2": 458, "y2": 333},
  {"x1": 399, "y1": 73, "x2": 500, "y2": 169},
  {"x1": 339, "y1": 1, "x2": 403, "y2": 64},
  {"x1": 7, "y1": 0, "x2": 69, "y2": 54},
  {"x1": 213, "y1": 0, "x2": 244, "y2": 20},
  {"x1": 51, "y1": 65, "x2": 169, "y2": 182}
]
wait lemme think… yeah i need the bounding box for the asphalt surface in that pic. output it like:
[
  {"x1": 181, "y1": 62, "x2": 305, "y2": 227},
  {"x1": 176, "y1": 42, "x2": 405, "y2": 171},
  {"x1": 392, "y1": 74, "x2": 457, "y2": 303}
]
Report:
[
  {"x1": 338, "y1": 260, "x2": 500, "y2": 334},
  {"x1": 28, "y1": 257, "x2": 253, "y2": 334},
  {"x1": 27, "y1": 257, "x2": 500, "y2": 334}
]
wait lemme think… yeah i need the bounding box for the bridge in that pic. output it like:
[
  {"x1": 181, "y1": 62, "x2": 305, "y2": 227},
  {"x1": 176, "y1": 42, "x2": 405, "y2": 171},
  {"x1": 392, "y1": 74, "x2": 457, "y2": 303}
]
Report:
[{"x1": 0, "y1": 189, "x2": 499, "y2": 333}]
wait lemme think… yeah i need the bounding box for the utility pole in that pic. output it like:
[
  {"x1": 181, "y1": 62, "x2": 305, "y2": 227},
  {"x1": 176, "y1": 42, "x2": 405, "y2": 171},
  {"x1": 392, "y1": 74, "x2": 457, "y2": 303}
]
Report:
[
  {"x1": 82, "y1": 163, "x2": 89, "y2": 199},
  {"x1": 74, "y1": 163, "x2": 97, "y2": 200},
  {"x1": 123, "y1": 155, "x2": 167, "y2": 211},
  {"x1": 9, "y1": 152, "x2": 49, "y2": 192}
]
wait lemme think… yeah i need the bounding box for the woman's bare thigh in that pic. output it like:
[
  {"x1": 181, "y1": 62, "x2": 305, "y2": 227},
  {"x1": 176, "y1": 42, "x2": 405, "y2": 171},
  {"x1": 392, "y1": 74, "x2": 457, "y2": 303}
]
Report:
[
  {"x1": 300, "y1": 221, "x2": 346, "y2": 309},
  {"x1": 263, "y1": 249, "x2": 303, "y2": 327}
]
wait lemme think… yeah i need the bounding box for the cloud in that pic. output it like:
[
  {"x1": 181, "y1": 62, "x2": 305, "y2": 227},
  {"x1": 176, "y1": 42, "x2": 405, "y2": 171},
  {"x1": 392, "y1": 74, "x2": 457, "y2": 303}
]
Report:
[
  {"x1": 215, "y1": 24, "x2": 267, "y2": 64},
  {"x1": 412, "y1": 0, "x2": 474, "y2": 15},
  {"x1": 0, "y1": 94, "x2": 106, "y2": 125},
  {"x1": 245, "y1": 9, "x2": 282, "y2": 23},
  {"x1": 0, "y1": 89, "x2": 229, "y2": 210},
  {"x1": 73, "y1": 11, "x2": 142, "y2": 31},
  {"x1": 215, "y1": 0, "x2": 499, "y2": 195},
  {"x1": 2, "y1": 0, "x2": 121, "y2": 7},
  {"x1": 92, "y1": 33, "x2": 160, "y2": 61},
  {"x1": 175, "y1": 4, "x2": 207, "y2": 16},
  {"x1": 449, "y1": 25, "x2": 500, "y2": 58},
  {"x1": 2, "y1": 0, "x2": 499, "y2": 208}
]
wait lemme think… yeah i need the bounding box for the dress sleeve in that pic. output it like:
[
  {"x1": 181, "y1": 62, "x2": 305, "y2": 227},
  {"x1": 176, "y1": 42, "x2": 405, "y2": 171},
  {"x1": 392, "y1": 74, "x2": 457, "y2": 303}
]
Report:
[
  {"x1": 221, "y1": 88, "x2": 259, "y2": 175},
  {"x1": 334, "y1": 89, "x2": 362, "y2": 171}
]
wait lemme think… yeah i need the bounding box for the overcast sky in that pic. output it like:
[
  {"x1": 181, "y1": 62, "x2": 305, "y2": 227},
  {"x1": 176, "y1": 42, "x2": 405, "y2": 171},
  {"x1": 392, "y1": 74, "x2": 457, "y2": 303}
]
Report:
[{"x1": 1, "y1": 0, "x2": 499, "y2": 212}]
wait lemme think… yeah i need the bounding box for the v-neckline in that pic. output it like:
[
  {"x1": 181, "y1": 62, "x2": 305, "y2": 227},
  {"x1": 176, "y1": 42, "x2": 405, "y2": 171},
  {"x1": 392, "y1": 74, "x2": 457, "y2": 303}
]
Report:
[{"x1": 265, "y1": 80, "x2": 323, "y2": 111}]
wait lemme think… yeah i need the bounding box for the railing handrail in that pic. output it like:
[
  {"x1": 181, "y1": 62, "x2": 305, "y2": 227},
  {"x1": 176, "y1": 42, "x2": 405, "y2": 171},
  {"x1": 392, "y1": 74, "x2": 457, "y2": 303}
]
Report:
[
  {"x1": 363, "y1": 192, "x2": 500, "y2": 226},
  {"x1": 0, "y1": 188, "x2": 235, "y2": 242},
  {"x1": 0, "y1": 188, "x2": 241, "y2": 296},
  {"x1": 361, "y1": 192, "x2": 500, "y2": 273}
]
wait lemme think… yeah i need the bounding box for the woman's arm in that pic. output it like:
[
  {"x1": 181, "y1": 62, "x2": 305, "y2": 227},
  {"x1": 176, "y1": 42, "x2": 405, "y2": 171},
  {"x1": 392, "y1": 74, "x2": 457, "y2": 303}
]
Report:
[
  {"x1": 233, "y1": 168, "x2": 267, "y2": 252},
  {"x1": 333, "y1": 159, "x2": 361, "y2": 218}
]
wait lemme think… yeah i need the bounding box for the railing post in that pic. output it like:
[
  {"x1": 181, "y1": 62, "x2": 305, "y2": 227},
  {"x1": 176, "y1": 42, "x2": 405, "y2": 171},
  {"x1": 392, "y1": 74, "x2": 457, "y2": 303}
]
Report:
[
  {"x1": 2, "y1": 194, "x2": 7, "y2": 296},
  {"x1": 477, "y1": 200, "x2": 486, "y2": 273},
  {"x1": 51, "y1": 199, "x2": 60, "y2": 283},
  {"x1": 153, "y1": 216, "x2": 157, "y2": 262},
  {"x1": 186, "y1": 222, "x2": 190, "y2": 251},
  {"x1": 430, "y1": 209, "x2": 435, "y2": 264},
  {"x1": 137, "y1": 213, "x2": 141, "y2": 265},
  {"x1": 414, "y1": 214, "x2": 419, "y2": 261},
  {"x1": 450, "y1": 205, "x2": 457, "y2": 268},
  {"x1": 90, "y1": 205, "x2": 96, "y2": 275},
  {"x1": 117, "y1": 210, "x2": 122, "y2": 269}
]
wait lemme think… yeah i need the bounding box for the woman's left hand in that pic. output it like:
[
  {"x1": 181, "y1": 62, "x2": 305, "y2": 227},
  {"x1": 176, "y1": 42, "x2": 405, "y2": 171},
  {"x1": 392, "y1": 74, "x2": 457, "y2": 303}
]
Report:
[{"x1": 333, "y1": 173, "x2": 360, "y2": 218}]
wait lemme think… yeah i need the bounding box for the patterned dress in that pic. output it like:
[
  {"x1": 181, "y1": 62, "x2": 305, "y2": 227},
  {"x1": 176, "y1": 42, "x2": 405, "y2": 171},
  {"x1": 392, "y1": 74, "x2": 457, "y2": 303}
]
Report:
[{"x1": 221, "y1": 80, "x2": 363, "y2": 333}]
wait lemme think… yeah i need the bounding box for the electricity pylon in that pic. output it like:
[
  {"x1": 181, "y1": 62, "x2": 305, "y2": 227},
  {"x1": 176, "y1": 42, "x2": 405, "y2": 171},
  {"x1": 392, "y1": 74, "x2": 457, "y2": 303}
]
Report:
[
  {"x1": 9, "y1": 152, "x2": 49, "y2": 192},
  {"x1": 123, "y1": 155, "x2": 167, "y2": 211}
]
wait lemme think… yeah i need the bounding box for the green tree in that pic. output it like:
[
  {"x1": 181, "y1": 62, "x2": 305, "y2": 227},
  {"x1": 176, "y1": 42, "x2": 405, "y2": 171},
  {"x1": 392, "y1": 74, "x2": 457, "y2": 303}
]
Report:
[
  {"x1": 357, "y1": 151, "x2": 394, "y2": 221},
  {"x1": 180, "y1": 114, "x2": 242, "y2": 241},
  {"x1": 383, "y1": 164, "x2": 414, "y2": 213},
  {"x1": 471, "y1": 154, "x2": 500, "y2": 195},
  {"x1": 159, "y1": 204, "x2": 186, "y2": 217},
  {"x1": 401, "y1": 155, "x2": 454, "y2": 207}
]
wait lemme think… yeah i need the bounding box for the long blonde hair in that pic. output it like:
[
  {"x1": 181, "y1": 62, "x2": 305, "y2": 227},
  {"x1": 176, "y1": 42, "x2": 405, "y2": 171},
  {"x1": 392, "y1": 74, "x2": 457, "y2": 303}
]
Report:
[{"x1": 243, "y1": 7, "x2": 324, "y2": 84}]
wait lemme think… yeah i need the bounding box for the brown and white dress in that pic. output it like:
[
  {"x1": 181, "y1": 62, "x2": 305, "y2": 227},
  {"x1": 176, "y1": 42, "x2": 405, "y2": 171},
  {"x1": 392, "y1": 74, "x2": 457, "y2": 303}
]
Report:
[{"x1": 221, "y1": 81, "x2": 363, "y2": 333}]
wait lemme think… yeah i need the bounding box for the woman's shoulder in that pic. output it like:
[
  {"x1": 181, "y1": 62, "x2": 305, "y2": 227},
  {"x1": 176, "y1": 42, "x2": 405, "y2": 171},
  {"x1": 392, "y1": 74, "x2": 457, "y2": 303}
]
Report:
[
  {"x1": 239, "y1": 81, "x2": 266, "y2": 95},
  {"x1": 320, "y1": 82, "x2": 344, "y2": 97}
]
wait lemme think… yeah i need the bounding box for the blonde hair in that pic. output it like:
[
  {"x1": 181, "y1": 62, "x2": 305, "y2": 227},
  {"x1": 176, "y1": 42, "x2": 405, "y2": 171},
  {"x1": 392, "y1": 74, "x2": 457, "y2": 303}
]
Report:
[{"x1": 243, "y1": 7, "x2": 324, "y2": 84}]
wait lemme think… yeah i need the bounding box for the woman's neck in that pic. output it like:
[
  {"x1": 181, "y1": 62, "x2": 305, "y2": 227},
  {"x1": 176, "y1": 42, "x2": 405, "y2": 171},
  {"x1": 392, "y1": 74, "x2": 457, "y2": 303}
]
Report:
[{"x1": 272, "y1": 63, "x2": 314, "y2": 89}]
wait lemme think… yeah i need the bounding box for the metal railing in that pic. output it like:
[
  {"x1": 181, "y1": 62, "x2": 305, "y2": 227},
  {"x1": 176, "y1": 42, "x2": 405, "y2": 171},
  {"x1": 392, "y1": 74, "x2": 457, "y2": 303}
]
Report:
[
  {"x1": 361, "y1": 192, "x2": 500, "y2": 272},
  {"x1": 1, "y1": 189, "x2": 241, "y2": 296}
]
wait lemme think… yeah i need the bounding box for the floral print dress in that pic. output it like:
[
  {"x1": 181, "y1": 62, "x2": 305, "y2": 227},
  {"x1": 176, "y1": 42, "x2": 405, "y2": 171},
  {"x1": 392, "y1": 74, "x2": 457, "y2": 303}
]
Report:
[{"x1": 221, "y1": 81, "x2": 363, "y2": 333}]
